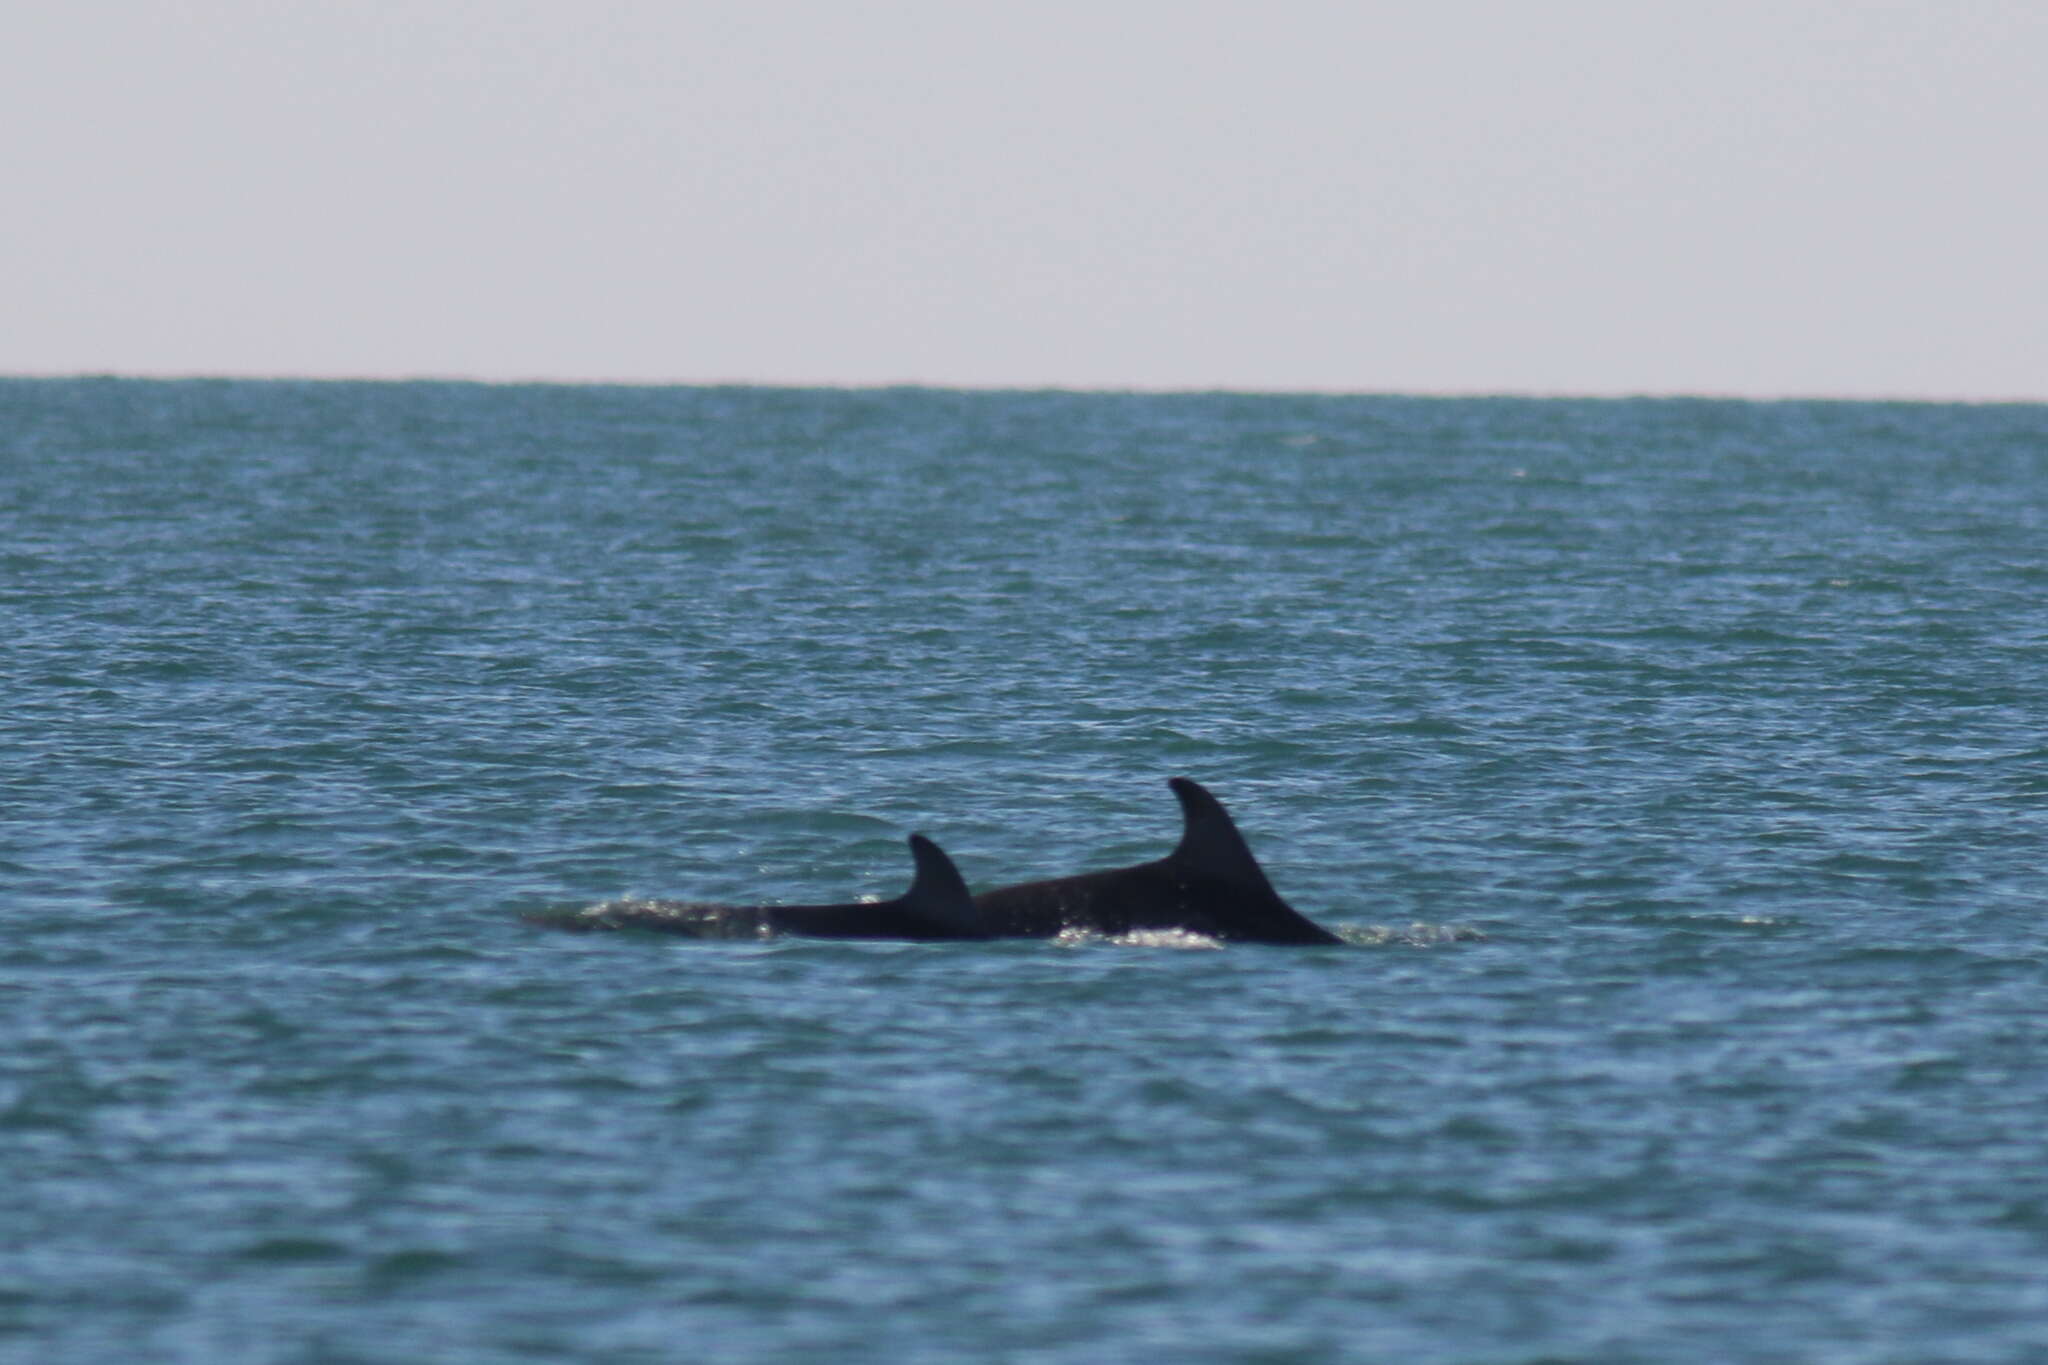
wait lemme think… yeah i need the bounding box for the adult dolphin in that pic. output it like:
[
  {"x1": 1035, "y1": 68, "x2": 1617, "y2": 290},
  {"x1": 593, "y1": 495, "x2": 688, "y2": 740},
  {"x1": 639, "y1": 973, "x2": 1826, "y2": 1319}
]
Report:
[
  {"x1": 540, "y1": 833, "x2": 984, "y2": 940},
  {"x1": 970, "y1": 777, "x2": 1345, "y2": 945}
]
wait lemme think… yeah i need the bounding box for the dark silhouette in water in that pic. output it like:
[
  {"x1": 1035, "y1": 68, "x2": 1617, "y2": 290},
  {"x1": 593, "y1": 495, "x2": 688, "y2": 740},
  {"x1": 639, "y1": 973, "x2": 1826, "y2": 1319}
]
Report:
[
  {"x1": 535, "y1": 779, "x2": 1342, "y2": 946},
  {"x1": 968, "y1": 777, "x2": 1344, "y2": 945},
  {"x1": 542, "y1": 833, "x2": 983, "y2": 940}
]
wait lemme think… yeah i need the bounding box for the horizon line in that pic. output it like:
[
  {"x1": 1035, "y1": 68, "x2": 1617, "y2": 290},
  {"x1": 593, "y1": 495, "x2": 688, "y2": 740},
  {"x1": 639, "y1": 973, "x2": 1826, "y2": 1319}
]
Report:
[{"x1": 3, "y1": 368, "x2": 2042, "y2": 407}]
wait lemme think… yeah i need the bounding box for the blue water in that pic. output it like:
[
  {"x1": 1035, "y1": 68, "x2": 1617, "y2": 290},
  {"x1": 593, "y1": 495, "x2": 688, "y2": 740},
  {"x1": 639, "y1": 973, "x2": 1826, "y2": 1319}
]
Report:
[{"x1": 4, "y1": 378, "x2": 2048, "y2": 1362}]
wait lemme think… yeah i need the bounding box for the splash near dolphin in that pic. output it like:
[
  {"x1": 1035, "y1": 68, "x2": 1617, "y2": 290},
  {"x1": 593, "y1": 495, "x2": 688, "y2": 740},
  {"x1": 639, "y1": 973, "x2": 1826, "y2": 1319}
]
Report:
[{"x1": 534, "y1": 779, "x2": 1343, "y2": 946}]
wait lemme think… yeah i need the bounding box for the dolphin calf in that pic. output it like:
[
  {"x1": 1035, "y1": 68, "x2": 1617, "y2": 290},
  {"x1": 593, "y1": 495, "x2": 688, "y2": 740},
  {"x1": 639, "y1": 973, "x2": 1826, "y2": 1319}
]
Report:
[
  {"x1": 969, "y1": 777, "x2": 1344, "y2": 945},
  {"x1": 540, "y1": 833, "x2": 984, "y2": 940}
]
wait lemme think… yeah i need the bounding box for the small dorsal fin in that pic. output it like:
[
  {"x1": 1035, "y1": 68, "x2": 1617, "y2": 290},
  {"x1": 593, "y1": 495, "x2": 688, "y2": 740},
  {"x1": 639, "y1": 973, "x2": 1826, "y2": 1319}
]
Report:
[
  {"x1": 1165, "y1": 777, "x2": 1281, "y2": 894},
  {"x1": 899, "y1": 833, "x2": 983, "y2": 936}
]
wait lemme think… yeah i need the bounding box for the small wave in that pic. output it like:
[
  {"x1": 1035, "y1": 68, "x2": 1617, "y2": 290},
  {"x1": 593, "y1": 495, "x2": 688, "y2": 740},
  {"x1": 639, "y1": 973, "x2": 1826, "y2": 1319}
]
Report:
[
  {"x1": 1051, "y1": 926, "x2": 1224, "y2": 950},
  {"x1": 527, "y1": 898, "x2": 774, "y2": 940},
  {"x1": 1339, "y1": 922, "x2": 1488, "y2": 946},
  {"x1": 1111, "y1": 928, "x2": 1225, "y2": 950}
]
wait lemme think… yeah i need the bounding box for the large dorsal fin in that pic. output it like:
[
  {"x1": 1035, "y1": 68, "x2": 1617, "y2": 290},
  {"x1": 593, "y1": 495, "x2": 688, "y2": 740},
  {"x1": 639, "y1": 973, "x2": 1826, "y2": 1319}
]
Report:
[
  {"x1": 1165, "y1": 777, "x2": 1281, "y2": 895},
  {"x1": 898, "y1": 833, "x2": 983, "y2": 936}
]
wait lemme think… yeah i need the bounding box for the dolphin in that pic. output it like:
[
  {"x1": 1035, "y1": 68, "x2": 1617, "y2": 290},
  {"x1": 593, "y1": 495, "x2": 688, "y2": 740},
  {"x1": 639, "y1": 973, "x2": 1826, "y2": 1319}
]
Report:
[
  {"x1": 538, "y1": 833, "x2": 984, "y2": 940},
  {"x1": 968, "y1": 777, "x2": 1344, "y2": 945},
  {"x1": 534, "y1": 779, "x2": 1342, "y2": 946}
]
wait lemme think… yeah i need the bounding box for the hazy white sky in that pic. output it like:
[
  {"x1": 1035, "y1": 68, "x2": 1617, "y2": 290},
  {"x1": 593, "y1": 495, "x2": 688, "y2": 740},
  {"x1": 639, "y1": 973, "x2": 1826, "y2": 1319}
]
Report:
[{"x1": 6, "y1": 2, "x2": 2044, "y2": 397}]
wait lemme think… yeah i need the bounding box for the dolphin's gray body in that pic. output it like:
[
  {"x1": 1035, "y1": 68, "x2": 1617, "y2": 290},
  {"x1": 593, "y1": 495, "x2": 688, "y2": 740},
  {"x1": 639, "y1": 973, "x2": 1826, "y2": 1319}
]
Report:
[
  {"x1": 539, "y1": 778, "x2": 1342, "y2": 945},
  {"x1": 968, "y1": 778, "x2": 1344, "y2": 945},
  {"x1": 546, "y1": 833, "x2": 982, "y2": 940}
]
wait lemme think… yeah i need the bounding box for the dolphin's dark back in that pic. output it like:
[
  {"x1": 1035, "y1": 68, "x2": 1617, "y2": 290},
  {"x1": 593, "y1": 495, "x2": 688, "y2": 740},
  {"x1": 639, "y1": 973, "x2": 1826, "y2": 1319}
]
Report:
[
  {"x1": 774, "y1": 834, "x2": 982, "y2": 940},
  {"x1": 541, "y1": 834, "x2": 985, "y2": 940},
  {"x1": 970, "y1": 778, "x2": 1343, "y2": 945}
]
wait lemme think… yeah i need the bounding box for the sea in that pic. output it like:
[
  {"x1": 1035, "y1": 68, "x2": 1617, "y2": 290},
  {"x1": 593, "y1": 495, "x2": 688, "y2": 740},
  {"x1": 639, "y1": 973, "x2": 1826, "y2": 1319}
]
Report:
[{"x1": 4, "y1": 377, "x2": 2047, "y2": 1363}]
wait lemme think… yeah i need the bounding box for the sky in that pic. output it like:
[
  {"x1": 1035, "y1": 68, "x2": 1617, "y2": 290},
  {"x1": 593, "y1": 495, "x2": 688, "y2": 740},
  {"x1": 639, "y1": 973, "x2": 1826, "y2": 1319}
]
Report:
[{"x1": 5, "y1": 2, "x2": 2044, "y2": 399}]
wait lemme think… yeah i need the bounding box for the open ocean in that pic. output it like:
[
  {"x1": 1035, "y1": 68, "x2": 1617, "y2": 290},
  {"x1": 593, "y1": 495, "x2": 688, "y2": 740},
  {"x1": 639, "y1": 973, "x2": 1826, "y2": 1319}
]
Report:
[{"x1": 5, "y1": 377, "x2": 2048, "y2": 1363}]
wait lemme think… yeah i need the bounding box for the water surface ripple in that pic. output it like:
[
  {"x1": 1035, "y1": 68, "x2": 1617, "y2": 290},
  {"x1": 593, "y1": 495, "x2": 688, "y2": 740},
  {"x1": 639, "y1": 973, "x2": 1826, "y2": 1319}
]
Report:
[{"x1": 4, "y1": 380, "x2": 2047, "y2": 1362}]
